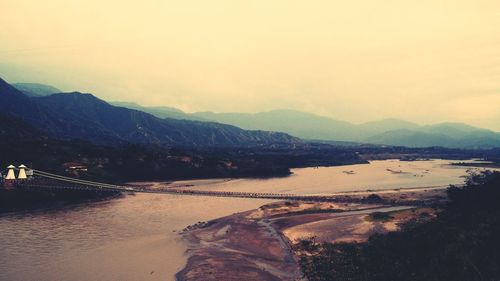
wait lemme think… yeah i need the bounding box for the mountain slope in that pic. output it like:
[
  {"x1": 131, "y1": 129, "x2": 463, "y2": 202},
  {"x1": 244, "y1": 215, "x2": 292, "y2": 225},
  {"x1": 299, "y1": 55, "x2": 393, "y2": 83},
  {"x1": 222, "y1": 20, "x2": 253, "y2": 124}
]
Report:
[
  {"x1": 421, "y1": 123, "x2": 491, "y2": 139},
  {"x1": 0, "y1": 112, "x2": 47, "y2": 139},
  {"x1": 357, "y1": 118, "x2": 420, "y2": 135},
  {"x1": 12, "y1": 83, "x2": 61, "y2": 97},
  {"x1": 193, "y1": 110, "x2": 359, "y2": 141},
  {"x1": 367, "y1": 127, "x2": 500, "y2": 148},
  {"x1": 194, "y1": 110, "x2": 500, "y2": 148},
  {"x1": 366, "y1": 129, "x2": 456, "y2": 147},
  {"x1": 110, "y1": 101, "x2": 205, "y2": 121},
  {"x1": 0, "y1": 78, "x2": 300, "y2": 147},
  {"x1": 194, "y1": 111, "x2": 435, "y2": 142}
]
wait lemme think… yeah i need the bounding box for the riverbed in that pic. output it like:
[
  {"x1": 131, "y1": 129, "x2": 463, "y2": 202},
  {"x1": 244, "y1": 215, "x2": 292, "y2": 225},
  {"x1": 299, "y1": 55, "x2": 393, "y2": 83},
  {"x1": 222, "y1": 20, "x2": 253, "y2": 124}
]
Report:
[{"x1": 0, "y1": 159, "x2": 492, "y2": 281}]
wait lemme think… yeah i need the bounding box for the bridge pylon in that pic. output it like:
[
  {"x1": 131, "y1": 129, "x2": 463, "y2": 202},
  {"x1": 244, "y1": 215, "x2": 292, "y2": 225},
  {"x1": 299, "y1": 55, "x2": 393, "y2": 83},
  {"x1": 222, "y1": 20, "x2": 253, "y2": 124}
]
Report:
[
  {"x1": 18, "y1": 165, "x2": 28, "y2": 180},
  {"x1": 2, "y1": 165, "x2": 17, "y2": 188},
  {"x1": 5, "y1": 165, "x2": 16, "y2": 180}
]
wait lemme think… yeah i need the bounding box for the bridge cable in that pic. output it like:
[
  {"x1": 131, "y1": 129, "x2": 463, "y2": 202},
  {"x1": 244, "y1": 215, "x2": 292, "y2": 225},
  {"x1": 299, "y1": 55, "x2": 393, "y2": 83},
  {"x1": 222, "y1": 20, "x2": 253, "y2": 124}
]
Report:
[
  {"x1": 32, "y1": 169, "x2": 125, "y2": 189},
  {"x1": 31, "y1": 171, "x2": 126, "y2": 190}
]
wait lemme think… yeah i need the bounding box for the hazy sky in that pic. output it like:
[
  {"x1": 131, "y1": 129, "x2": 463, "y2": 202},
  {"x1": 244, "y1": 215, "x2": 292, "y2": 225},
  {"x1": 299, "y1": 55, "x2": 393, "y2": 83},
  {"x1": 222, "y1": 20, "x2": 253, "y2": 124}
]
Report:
[{"x1": 1, "y1": 0, "x2": 500, "y2": 130}]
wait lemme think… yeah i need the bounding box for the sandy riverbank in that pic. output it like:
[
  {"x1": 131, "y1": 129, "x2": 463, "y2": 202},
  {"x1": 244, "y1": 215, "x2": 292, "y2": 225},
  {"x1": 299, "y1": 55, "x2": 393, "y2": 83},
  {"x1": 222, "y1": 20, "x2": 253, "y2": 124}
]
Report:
[
  {"x1": 176, "y1": 188, "x2": 444, "y2": 281},
  {"x1": 176, "y1": 206, "x2": 304, "y2": 281},
  {"x1": 126, "y1": 178, "x2": 233, "y2": 190}
]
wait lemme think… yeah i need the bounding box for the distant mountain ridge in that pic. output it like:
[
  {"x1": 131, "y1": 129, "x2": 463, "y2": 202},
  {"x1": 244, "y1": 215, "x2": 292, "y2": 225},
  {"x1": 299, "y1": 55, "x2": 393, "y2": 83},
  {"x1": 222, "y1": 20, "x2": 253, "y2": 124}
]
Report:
[
  {"x1": 12, "y1": 83, "x2": 61, "y2": 97},
  {"x1": 119, "y1": 101, "x2": 500, "y2": 148},
  {"x1": 4, "y1": 80, "x2": 499, "y2": 148},
  {"x1": 0, "y1": 78, "x2": 300, "y2": 147},
  {"x1": 110, "y1": 101, "x2": 206, "y2": 121},
  {"x1": 192, "y1": 111, "x2": 500, "y2": 149}
]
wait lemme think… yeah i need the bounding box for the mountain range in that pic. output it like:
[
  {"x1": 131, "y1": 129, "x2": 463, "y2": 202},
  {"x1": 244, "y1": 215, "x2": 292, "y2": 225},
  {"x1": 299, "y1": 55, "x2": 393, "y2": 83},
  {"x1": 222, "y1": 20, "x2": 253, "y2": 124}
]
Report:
[
  {"x1": 1, "y1": 78, "x2": 299, "y2": 146},
  {"x1": 191, "y1": 111, "x2": 500, "y2": 148},
  {"x1": 107, "y1": 99, "x2": 500, "y2": 148},
  {"x1": 111, "y1": 102, "x2": 500, "y2": 149},
  {"x1": 6, "y1": 81, "x2": 500, "y2": 149}
]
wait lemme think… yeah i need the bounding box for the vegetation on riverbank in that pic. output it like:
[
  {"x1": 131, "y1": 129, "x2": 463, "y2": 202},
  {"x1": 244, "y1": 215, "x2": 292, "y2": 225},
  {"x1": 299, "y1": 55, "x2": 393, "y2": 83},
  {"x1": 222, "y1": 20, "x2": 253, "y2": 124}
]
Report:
[
  {"x1": 0, "y1": 135, "x2": 365, "y2": 183},
  {"x1": 296, "y1": 171, "x2": 500, "y2": 281}
]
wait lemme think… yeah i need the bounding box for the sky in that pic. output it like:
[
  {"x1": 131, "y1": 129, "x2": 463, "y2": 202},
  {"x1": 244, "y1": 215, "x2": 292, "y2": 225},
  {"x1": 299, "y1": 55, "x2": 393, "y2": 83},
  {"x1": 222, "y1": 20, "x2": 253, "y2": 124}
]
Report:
[{"x1": 1, "y1": 0, "x2": 500, "y2": 130}]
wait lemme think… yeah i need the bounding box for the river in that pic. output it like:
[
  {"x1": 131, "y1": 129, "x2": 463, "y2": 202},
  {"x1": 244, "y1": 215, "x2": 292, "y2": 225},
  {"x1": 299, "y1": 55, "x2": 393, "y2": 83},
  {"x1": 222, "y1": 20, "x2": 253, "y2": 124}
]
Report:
[
  {"x1": 0, "y1": 159, "x2": 492, "y2": 281},
  {"x1": 183, "y1": 159, "x2": 491, "y2": 194}
]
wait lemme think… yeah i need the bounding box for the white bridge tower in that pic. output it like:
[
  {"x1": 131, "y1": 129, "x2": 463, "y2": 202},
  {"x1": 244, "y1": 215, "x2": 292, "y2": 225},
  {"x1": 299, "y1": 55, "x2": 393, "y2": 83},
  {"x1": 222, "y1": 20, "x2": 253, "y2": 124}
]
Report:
[
  {"x1": 18, "y1": 165, "x2": 27, "y2": 180},
  {"x1": 5, "y1": 165, "x2": 16, "y2": 180}
]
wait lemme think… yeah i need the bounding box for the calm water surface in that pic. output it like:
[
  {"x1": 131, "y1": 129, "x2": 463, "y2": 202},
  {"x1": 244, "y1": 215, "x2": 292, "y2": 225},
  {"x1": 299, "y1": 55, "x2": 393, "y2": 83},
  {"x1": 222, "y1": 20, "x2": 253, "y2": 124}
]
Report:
[
  {"x1": 189, "y1": 159, "x2": 494, "y2": 194},
  {"x1": 0, "y1": 195, "x2": 272, "y2": 281},
  {"x1": 0, "y1": 159, "x2": 492, "y2": 281}
]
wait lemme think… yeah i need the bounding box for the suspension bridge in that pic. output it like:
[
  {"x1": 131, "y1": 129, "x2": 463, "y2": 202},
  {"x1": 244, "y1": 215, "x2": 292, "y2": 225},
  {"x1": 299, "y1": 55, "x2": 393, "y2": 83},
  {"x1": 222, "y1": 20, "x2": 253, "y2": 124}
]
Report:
[{"x1": 0, "y1": 165, "x2": 450, "y2": 203}]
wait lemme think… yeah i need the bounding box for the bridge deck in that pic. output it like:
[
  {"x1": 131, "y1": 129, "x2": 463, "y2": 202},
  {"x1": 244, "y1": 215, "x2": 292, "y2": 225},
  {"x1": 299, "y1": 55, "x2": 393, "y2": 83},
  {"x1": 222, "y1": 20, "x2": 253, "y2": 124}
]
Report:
[
  {"x1": 0, "y1": 168, "x2": 451, "y2": 204},
  {"x1": 14, "y1": 181, "x2": 449, "y2": 204}
]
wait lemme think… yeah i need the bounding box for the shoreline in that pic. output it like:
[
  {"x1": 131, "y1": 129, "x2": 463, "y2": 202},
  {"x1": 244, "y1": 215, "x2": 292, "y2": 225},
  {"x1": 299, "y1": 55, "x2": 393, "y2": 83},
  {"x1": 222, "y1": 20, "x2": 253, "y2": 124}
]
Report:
[{"x1": 175, "y1": 187, "x2": 446, "y2": 280}]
